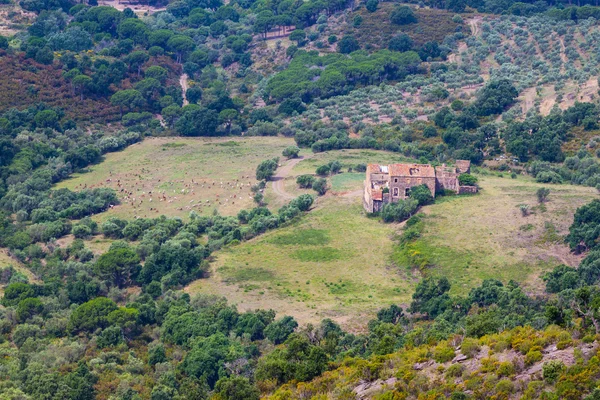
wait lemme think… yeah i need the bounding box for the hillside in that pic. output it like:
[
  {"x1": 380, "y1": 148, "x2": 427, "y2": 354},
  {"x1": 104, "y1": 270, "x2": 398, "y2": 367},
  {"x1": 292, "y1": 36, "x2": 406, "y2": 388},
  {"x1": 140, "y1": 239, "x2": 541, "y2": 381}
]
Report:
[{"x1": 5, "y1": 0, "x2": 600, "y2": 399}]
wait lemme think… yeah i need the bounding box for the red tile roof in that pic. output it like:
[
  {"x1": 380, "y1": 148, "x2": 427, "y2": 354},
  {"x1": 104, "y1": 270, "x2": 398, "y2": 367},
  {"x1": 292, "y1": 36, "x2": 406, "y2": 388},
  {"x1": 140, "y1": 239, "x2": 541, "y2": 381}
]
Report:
[
  {"x1": 372, "y1": 189, "x2": 383, "y2": 201},
  {"x1": 388, "y1": 163, "x2": 435, "y2": 178}
]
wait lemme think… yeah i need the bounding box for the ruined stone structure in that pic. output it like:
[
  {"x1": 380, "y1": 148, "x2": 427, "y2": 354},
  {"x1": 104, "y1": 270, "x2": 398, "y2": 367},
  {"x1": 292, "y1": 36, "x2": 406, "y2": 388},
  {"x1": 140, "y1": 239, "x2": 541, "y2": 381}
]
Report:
[{"x1": 363, "y1": 161, "x2": 476, "y2": 213}]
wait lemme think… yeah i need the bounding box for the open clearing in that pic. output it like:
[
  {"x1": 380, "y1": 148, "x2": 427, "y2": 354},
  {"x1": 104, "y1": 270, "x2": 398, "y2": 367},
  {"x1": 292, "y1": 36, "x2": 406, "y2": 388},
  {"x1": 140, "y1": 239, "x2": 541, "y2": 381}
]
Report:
[
  {"x1": 188, "y1": 152, "x2": 598, "y2": 329},
  {"x1": 55, "y1": 136, "x2": 295, "y2": 221},
  {"x1": 186, "y1": 196, "x2": 416, "y2": 332},
  {"x1": 395, "y1": 173, "x2": 598, "y2": 296}
]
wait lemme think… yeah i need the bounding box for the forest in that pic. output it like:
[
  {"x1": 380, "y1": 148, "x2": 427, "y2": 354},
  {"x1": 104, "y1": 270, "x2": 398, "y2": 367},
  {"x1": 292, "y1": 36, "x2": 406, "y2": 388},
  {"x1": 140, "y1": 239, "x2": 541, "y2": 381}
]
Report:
[{"x1": 3, "y1": 0, "x2": 600, "y2": 397}]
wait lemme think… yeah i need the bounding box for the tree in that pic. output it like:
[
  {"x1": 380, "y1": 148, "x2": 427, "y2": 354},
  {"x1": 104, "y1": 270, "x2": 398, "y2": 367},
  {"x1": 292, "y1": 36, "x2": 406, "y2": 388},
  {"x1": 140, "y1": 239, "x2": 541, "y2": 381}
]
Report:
[
  {"x1": 186, "y1": 87, "x2": 203, "y2": 104},
  {"x1": 144, "y1": 65, "x2": 168, "y2": 83},
  {"x1": 282, "y1": 146, "x2": 300, "y2": 159},
  {"x1": 567, "y1": 200, "x2": 600, "y2": 253},
  {"x1": 34, "y1": 110, "x2": 59, "y2": 129},
  {"x1": 388, "y1": 33, "x2": 413, "y2": 52},
  {"x1": 218, "y1": 109, "x2": 239, "y2": 133},
  {"x1": 0, "y1": 35, "x2": 8, "y2": 50},
  {"x1": 215, "y1": 377, "x2": 259, "y2": 400},
  {"x1": 366, "y1": 0, "x2": 378, "y2": 12},
  {"x1": 94, "y1": 246, "x2": 140, "y2": 288},
  {"x1": 71, "y1": 74, "x2": 92, "y2": 100},
  {"x1": 167, "y1": 35, "x2": 196, "y2": 63},
  {"x1": 409, "y1": 184, "x2": 433, "y2": 206},
  {"x1": 69, "y1": 297, "x2": 118, "y2": 333},
  {"x1": 337, "y1": 35, "x2": 360, "y2": 54},
  {"x1": 175, "y1": 107, "x2": 219, "y2": 136},
  {"x1": 110, "y1": 89, "x2": 145, "y2": 117},
  {"x1": 256, "y1": 158, "x2": 279, "y2": 181},
  {"x1": 34, "y1": 47, "x2": 54, "y2": 65},
  {"x1": 127, "y1": 50, "x2": 149, "y2": 77},
  {"x1": 16, "y1": 297, "x2": 43, "y2": 322},
  {"x1": 289, "y1": 29, "x2": 306, "y2": 45},
  {"x1": 377, "y1": 304, "x2": 404, "y2": 324},
  {"x1": 264, "y1": 316, "x2": 298, "y2": 344},
  {"x1": 255, "y1": 334, "x2": 328, "y2": 384},
  {"x1": 390, "y1": 5, "x2": 417, "y2": 25},
  {"x1": 409, "y1": 277, "x2": 452, "y2": 318}
]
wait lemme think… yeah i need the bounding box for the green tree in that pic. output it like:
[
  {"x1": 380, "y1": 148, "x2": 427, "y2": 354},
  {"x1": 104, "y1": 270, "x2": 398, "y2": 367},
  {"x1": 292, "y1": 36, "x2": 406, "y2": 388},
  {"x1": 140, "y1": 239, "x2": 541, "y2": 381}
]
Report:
[
  {"x1": 255, "y1": 334, "x2": 328, "y2": 384},
  {"x1": 215, "y1": 377, "x2": 259, "y2": 400},
  {"x1": 256, "y1": 158, "x2": 279, "y2": 181},
  {"x1": 537, "y1": 187, "x2": 550, "y2": 203},
  {"x1": 409, "y1": 184, "x2": 433, "y2": 206},
  {"x1": 366, "y1": 0, "x2": 378, "y2": 12},
  {"x1": 409, "y1": 277, "x2": 452, "y2": 318},
  {"x1": 388, "y1": 33, "x2": 413, "y2": 52},
  {"x1": 94, "y1": 246, "x2": 140, "y2": 288},
  {"x1": 69, "y1": 297, "x2": 118, "y2": 333},
  {"x1": 168, "y1": 35, "x2": 196, "y2": 63},
  {"x1": 110, "y1": 89, "x2": 145, "y2": 117},
  {"x1": 71, "y1": 74, "x2": 92, "y2": 100},
  {"x1": 175, "y1": 106, "x2": 219, "y2": 136},
  {"x1": 337, "y1": 35, "x2": 360, "y2": 54},
  {"x1": 264, "y1": 316, "x2": 298, "y2": 344},
  {"x1": 390, "y1": 6, "x2": 417, "y2": 25}
]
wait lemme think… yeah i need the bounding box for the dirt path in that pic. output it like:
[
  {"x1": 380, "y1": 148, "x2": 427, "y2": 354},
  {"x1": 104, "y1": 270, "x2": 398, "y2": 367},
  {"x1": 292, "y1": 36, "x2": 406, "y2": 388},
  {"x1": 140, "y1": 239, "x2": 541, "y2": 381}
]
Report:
[
  {"x1": 180, "y1": 74, "x2": 189, "y2": 106},
  {"x1": 271, "y1": 156, "x2": 306, "y2": 200},
  {"x1": 468, "y1": 17, "x2": 482, "y2": 37}
]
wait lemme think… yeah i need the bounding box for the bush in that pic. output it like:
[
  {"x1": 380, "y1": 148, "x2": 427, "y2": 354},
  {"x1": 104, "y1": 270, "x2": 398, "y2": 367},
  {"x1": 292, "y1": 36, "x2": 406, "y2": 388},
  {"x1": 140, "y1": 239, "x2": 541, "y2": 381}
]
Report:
[
  {"x1": 282, "y1": 146, "x2": 300, "y2": 159},
  {"x1": 296, "y1": 175, "x2": 315, "y2": 188},
  {"x1": 312, "y1": 178, "x2": 327, "y2": 195},
  {"x1": 458, "y1": 173, "x2": 478, "y2": 186},
  {"x1": 543, "y1": 360, "x2": 566, "y2": 383},
  {"x1": 461, "y1": 338, "x2": 480, "y2": 358},
  {"x1": 525, "y1": 350, "x2": 543, "y2": 366},
  {"x1": 537, "y1": 187, "x2": 550, "y2": 203},
  {"x1": 497, "y1": 361, "x2": 515, "y2": 377},
  {"x1": 366, "y1": 0, "x2": 378, "y2": 12},
  {"x1": 390, "y1": 6, "x2": 417, "y2": 25},
  {"x1": 423, "y1": 126, "x2": 437, "y2": 138},
  {"x1": 433, "y1": 343, "x2": 455, "y2": 363},
  {"x1": 316, "y1": 165, "x2": 331, "y2": 176}
]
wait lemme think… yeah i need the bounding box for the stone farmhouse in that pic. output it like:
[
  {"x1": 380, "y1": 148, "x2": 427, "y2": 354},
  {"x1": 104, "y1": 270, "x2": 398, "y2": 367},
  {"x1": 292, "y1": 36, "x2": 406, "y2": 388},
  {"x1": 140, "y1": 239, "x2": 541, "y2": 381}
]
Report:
[{"x1": 363, "y1": 160, "x2": 477, "y2": 213}]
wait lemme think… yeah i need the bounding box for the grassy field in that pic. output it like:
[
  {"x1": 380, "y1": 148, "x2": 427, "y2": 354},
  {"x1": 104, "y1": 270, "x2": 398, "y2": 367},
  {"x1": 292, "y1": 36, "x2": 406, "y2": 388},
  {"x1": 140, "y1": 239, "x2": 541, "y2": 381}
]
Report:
[
  {"x1": 186, "y1": 195, "x2": 416, "y2": 332},
  {"x1": 188, "y1": 159, "x2": 598, "y2": 329},
  {"x1": 55, "y1": 136, "x2": 296, "y2": 221},
  {"x1": 394, "y1": 172, "x2": 598, "y2": 295}
]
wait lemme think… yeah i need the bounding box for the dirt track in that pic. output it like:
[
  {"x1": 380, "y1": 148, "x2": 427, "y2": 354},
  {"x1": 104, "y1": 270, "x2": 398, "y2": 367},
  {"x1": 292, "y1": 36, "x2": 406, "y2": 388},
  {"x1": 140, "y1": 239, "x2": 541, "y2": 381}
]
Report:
[
  {"x1": 180, "y1": 74, "x2": 189, "y2": 106},
  {"x1": 271, "y1": 156, "x2": 305, "y2": 200}
]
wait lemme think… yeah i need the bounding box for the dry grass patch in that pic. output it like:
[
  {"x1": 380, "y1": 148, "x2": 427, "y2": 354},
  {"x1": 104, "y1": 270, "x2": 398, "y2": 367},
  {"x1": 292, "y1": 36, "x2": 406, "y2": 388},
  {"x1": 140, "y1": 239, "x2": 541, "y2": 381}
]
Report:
[
  {"x1": 55, "y1": 136, "x2": 295, "y2": 221},
  {"x1": 395, "y1": 173, "x2": 598, "y2": 295}
]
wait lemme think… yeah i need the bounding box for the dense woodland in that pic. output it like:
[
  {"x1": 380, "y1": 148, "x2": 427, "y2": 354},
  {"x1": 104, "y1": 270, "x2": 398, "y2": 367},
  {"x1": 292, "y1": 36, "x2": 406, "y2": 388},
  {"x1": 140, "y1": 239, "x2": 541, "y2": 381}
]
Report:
[{"x1": 4, "y1": 0, "x2": 600, "y2": 397}]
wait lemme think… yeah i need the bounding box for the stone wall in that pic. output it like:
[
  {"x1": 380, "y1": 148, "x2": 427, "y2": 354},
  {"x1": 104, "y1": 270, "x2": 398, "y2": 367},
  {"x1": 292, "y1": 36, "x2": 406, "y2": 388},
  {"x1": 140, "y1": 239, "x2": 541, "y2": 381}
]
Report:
[
  {"x1": 458, "y1": 185, "x2": 478, "y2": 195},
  {"x1": 389, "y1": 176, "x2": 436, "y2": 201}
]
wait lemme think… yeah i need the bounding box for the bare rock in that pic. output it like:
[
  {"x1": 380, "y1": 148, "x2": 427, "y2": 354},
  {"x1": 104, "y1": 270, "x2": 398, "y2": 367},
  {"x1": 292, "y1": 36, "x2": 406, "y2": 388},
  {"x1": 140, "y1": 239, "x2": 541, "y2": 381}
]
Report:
[{"x1": 452, "y1": 354, "x2": 468, "y2": 363}]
